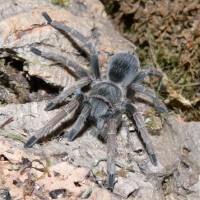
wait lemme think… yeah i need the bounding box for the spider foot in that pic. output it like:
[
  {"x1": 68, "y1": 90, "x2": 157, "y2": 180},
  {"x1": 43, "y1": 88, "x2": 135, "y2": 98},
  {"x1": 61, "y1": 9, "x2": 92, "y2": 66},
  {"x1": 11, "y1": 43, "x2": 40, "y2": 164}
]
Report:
[
  {"x1": 42, "y1": 12, "x2": 52, "y2": 24},
  {"x1": 24, "y1": 136, "x2": 38, "y2": 148},
  {"x1": 45, "y1": 102, "x2": 56, "y2": 111},
  {"x1": 107, "y1": 174, "x2": 115, "y2": 190},
  {"x1": 149, "y1": 153, "x2": 157, "y2": 166},
  {"x1": 67, "y1": 129, "x2": 77, "y2": 141},
  {"x1": 30, "y1": 47, "x2": 42, "y2": 56}
]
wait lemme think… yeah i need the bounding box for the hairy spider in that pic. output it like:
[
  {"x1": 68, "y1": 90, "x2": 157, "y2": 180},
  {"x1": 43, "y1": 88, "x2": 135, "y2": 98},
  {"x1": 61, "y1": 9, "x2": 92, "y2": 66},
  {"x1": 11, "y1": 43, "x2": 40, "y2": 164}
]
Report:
[{"x1": 24, "y1": 12, "x2": 168, "y2": 189}]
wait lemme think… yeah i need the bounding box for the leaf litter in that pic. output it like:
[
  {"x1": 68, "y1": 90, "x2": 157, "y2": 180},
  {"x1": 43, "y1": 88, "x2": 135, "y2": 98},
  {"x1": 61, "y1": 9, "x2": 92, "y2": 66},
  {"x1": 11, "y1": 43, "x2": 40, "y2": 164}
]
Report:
[{"x1": 101, "y1": 0, "x2": 200, "y2": 121}]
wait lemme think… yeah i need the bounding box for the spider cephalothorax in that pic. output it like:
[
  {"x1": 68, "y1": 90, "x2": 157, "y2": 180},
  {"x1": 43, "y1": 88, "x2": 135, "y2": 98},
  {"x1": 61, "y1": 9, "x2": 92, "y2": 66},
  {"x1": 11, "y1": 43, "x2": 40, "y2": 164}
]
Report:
[{"x1": 25, "y1": 12, "x2": 168, "y2": 189}]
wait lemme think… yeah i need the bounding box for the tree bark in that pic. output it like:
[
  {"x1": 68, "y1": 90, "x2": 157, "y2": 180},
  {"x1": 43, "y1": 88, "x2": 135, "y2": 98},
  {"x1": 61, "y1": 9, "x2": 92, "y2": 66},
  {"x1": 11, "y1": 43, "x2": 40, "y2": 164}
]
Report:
[{"x1": 0, "y1": 0, "x2": 199, "y2": 199}]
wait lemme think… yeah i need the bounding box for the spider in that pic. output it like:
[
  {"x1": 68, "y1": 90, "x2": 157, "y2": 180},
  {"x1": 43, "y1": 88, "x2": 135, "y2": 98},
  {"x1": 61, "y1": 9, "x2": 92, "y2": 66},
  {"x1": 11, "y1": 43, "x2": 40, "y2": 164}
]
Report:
[{"x1": 24, "y1": 12, "x2": 168, "y2": 189}]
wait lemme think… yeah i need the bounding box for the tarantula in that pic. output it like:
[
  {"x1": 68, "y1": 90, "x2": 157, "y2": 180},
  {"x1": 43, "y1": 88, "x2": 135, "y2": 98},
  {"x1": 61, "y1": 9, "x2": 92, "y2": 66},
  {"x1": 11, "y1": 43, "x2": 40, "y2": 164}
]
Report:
[{"x1": 25, "y1": 12, "x2": 168, "y2": 189}]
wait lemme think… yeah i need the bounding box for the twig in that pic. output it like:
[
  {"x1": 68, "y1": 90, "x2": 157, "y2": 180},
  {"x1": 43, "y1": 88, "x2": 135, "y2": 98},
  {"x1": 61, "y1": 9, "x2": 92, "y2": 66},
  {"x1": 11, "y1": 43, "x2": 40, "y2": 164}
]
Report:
[
  {"x1": 180, "y1": 82, "x2": 200, "y2": 88},
  {"x1": 0, "y1": 117, "x2": 13, "y2": 129}
]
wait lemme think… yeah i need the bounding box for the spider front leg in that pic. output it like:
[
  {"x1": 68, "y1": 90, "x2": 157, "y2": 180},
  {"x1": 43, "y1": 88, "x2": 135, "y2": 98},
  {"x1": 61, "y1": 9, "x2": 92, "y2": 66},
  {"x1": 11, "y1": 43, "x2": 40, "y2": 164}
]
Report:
[
  {"x1": 42, "y1": 12, "x2": 100, "y2": 80},
  {"x1": 45, "y1": 77, "x2": 91, "y2": 111},
  {"x1": 124, "y1": 103, "x2": 157, "y2": 166},
  {"x1": 24, "y1": 94, "x2": 84, "y2": 148},
  {"x1": 106, "y1": 110, "x2": 122, "y2": 189},
  {"x1": 131, "y1": 83, "x2": 168, "y2": 115},
  {"x1": 68, "y1": 102, "x2": 91, "y2": 141}
]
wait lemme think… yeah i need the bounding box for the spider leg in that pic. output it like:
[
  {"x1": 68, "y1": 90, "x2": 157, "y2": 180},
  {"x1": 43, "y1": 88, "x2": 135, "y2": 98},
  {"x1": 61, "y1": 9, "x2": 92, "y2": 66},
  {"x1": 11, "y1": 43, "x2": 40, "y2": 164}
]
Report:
[
  {"x1": 31, "y1": 47, "x2": 88, "y2": 78},
  {"x1": 106, "y1": 110, "x2": 122, "y2": 189},
  {"x1": 42, "y1": 12, "x2": 94, "y2": 53},
  {"x1": 45, "y1": 77, "x2": 91, "y2": 111},
  {"x1": 42, "y1": 12, "x2": 100, "y2": 80},
  {"x1": 96, "y1": 113, "x2": 113, "y2": 141},
  {"x1": 131, "y1": 83, "x2": 168, "y2": 115},
  {"x1": 24, "y1": 94, "x2": 84, "y2": 148},
  {"x1": 68, "y1": 102, "x2": 91, "y2": 141},
  {"x1": 90, "y1": 53, "x2": 100, "y2": 80},
  {"x1": 133, "y1": 69, "x2": 162, "y2": 83},
  {"x1": 124, "y1": 103, "x2": 157, "y2": 166}
]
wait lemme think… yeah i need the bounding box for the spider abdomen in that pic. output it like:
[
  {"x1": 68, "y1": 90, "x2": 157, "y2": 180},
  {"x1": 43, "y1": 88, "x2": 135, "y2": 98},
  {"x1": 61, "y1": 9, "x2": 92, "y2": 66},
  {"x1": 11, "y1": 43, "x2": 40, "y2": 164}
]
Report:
[{"x1": 108, "y1": 53, "x2": 139, "y2": 87}]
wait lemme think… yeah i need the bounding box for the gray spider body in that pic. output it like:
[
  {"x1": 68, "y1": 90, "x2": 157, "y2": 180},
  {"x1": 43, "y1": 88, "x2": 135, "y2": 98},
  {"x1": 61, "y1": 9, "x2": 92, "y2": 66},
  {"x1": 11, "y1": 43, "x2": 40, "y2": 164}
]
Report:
[
  {"x1": 89, "y1": 97, "x2": 109, "y2": 121},
  {"x1": 89, "y1": 53, "x2": 139, "y2": 122},
  {"x1": 91, "y1": 82, "x2": 121, "y2": 105},
  {"x1": 89, "y1": 82, "x2": 121, "y2": 131},
  {"x1": 25, "y1": 12, "x2": 168, "y2": 190}
]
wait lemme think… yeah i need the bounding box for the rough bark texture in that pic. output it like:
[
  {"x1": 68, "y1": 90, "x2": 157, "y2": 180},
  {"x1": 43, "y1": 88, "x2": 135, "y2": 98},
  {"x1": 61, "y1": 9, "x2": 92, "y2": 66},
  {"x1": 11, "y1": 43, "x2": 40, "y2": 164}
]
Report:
[{"x1": 0, "y1": 0, "x2": 199, "y2": 200}]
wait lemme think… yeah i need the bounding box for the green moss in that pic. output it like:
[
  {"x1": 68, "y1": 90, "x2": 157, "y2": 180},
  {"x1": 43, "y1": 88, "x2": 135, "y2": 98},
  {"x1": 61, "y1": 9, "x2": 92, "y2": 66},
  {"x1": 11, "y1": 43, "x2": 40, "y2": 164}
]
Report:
[
  {"x1": 0, "y1": 131, "x2": 26, "y2": 143},
  {"x1": 118, "y1": 168, "x2": 128, "y2": 177},
  {"x1": 145, "y1": 109, "x2": 163, "y2": 134},
  {"x1": 156, "y1": 49, "x2": 179, "y2": 70},
  {"x1": 95, "y1": 170, "x2": 107, "y2": 177},
  {"x1": 51, "y1": 0, "x2": 69, "y2": 7}
]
